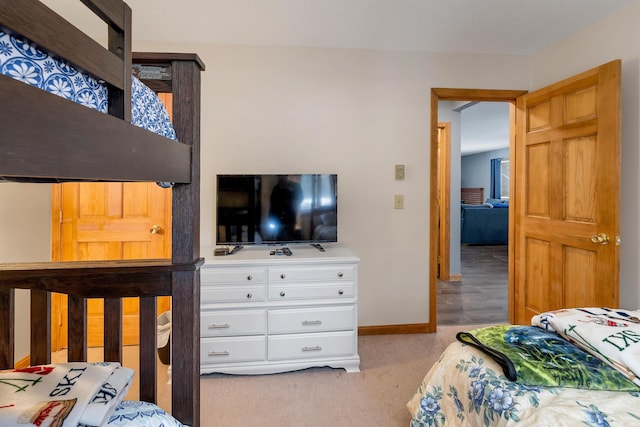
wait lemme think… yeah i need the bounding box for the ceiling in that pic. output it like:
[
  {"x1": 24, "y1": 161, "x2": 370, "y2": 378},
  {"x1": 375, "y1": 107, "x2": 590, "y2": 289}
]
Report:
[
  {"x1": 50, "y1": 0, "x2": 632, "y2": 55},
  {"x1": 130, "y1": 0, "x2": 632, "y2": 55},
  {"x1": 459, "y1": 102, "x2": 510, "y2": 156}
]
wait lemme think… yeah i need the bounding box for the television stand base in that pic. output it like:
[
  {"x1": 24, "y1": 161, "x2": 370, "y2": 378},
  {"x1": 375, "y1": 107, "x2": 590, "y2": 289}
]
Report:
[{"x1": 311, "y1": 243, "x2": 325, "y2": 252}]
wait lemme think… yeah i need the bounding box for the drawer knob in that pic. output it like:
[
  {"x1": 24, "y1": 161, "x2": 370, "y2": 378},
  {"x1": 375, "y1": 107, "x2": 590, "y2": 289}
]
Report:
[
  {"x1": 280, "y1": 273, "x2": 286, "y2": 279},
  {"x1": 302, "y1": 345, "x2": 322, "y2": 352},
  {"x1": 208, "y1": 351, "x2": 230, "y2": 357},
  {"x1": 337, "y1": 272, "x2": 343, "y2": 278},
  {"x1": 280, "y1": 291, "x2": 286, "y2": 297},
  {"x1": 246, "y1": 293, "x2": 253, "y2": 299},
  {"x1": 338, "y1": 289, "x2": 344, "y2": 295},
  {"x1": 208, "y1": 323, "x2": 230, "y2": 329},
  {"x1": 247, "y1": 275, "x2": 253, "y2": 281},
  {"x1": 302, "y1": 320, "x2": 322, "y2": 326}
]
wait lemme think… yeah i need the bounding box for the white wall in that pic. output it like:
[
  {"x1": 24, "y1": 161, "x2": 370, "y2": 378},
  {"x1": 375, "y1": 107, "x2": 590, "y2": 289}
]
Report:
[
  {"x1": 530, "y1": 0, "x2": 640, "y2": 309},
  {"x1": 0, "y1": 183, "x2": 51, "y2": 363},
  {"x1": 129, "y1": 41, "x2": 530, "y2": 326}
]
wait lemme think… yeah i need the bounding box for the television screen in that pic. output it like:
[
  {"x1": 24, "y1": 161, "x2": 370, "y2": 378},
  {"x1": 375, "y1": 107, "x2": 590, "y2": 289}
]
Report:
[{"x1": 216, "y1": 174, "x2": 338, "y2": 245}]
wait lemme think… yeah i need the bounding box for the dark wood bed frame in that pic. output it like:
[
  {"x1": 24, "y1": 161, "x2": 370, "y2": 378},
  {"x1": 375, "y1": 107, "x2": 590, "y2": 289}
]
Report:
[{"x1": 0, "y1": 1, "x2": 204, "y2": 425}]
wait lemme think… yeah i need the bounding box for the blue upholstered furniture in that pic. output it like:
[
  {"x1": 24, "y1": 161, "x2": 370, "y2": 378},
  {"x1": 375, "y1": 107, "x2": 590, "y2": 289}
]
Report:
[{"x1": 460, "y1": 201, "x2": 508, "y2": 245}]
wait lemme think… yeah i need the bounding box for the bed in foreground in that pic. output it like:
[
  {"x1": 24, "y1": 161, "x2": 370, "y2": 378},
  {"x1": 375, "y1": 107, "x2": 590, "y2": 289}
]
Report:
[
  {"x1": 0, "y1": 0, "x2": 203, "y2": 426},
  {"x1": 408, "y1": 308, "x2": 640, "y2": 426}
]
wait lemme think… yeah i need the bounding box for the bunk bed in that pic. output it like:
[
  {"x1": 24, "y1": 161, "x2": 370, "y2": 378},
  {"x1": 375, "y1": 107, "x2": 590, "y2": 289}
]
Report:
[{"x1": 0, "y1": 1, "x2": 204, "y2": 426}]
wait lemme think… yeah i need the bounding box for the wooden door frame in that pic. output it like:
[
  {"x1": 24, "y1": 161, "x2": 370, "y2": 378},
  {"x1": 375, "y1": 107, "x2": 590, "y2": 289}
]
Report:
[
  {"x1": 50, "y1": 184, "x2": 63, "y2": 351},
  {"x1": 429, "y1": 88, "x2": 527, "y2": 331},
  {"x1": 437, "y1": 122, "x2": 452, "y2": 281}
]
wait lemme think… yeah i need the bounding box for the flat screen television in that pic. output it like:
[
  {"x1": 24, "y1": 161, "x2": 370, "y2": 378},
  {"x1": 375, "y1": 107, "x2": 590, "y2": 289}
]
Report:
[{"x1": 216, "y1": 174, "x2": 338, "y2": 245}]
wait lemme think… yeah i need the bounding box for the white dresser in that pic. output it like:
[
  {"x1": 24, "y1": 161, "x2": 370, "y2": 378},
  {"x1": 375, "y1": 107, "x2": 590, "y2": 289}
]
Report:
[{"x1": 200, "y1": 244, "x2": 360, "y2": 375}]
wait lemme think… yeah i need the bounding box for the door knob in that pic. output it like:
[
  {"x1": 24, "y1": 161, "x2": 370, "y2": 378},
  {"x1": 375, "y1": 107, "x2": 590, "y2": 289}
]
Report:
[
  {"x1": 591, "y1": 233, "x2": 610, "y2": 245},
  {"x1": 150, "y1": 225, "x2": 162, "y2": 234}
]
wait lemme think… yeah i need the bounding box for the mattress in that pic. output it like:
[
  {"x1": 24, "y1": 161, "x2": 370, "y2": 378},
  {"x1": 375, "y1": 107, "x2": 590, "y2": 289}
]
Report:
[
  {"x1": 0, "y1": 29, "x2": 176, "y2": 140},
  {"x1": 407, "y1": 340, "x2": 640, "y2": 426}
]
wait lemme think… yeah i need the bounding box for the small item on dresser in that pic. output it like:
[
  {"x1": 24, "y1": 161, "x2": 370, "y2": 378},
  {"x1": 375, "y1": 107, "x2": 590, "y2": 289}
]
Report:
[
  {"x1": 214, "y1": 247, "x2": 229, "y2": 256},
  {"x1": 282, "y1": 247, "x2": 292, "y2": 256},
  {"x1": 228, "y1": 245, "x2": 244, "y2": 255},
  {"x1": 214, "y1": 245, "x2": 243, "y2": 256},
  {"x1": 311, "y1": 243, "x2": 325, "y2": 252}
]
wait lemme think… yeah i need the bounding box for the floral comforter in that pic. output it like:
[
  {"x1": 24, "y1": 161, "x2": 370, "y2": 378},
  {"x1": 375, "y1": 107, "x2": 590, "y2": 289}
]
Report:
[{"x1": 407, "y1": 341, "x2": 640, "y2": 426}]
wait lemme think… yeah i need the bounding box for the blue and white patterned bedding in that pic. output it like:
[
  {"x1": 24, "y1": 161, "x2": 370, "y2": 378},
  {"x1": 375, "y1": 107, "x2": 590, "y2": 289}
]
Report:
[
  {"x1": 0, "y1": 29, "x2": 176, "y2": 140},
  {"x1": 85, "y1": 401, "x2": 187, "y2": 427},
  {"x1": 407, "y1": 341, "x2": 640, "y2": 426}
]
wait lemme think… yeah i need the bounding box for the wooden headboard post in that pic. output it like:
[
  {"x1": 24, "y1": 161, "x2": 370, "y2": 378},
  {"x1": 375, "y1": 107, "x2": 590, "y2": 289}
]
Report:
[
  {"x1": 133, "y1": 52, "x2": 205, "y2": 427},
  {"x1": 170, "y1": 57, "x2": 203, "y2": 427}
]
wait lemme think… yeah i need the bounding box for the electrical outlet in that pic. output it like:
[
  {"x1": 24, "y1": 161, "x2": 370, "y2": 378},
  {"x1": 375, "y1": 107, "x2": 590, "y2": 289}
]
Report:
[
  {"x1": 394, "y1": 194, "x2": 404, "y2": 209},
  {"x1": 395, "y1": 164, "x2": 405, "y2": 180}
]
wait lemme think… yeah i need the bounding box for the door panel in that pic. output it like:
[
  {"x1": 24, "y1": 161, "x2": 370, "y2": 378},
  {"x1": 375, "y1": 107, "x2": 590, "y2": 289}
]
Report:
[
  {"x1": 60, "y1": 181, "x2": 171, "y2": 348},
  {"x1": 514, "y1": 60, "x2": 621, "y2": 324}
]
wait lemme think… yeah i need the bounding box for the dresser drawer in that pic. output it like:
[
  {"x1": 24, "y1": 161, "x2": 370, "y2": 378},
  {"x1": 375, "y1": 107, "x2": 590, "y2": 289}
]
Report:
[
  {"x1": 201, "y1": 309, "x2": 266, "y2": 337},
  {"x1": 269, "y1": 265, "x2": 356, "y2": 283},
  {"x1": 268, "y1": 306, "x2": 355, "y2": 334},
  {"x1": 201, "y1": 336, "x2": 266, "y2": 364},
  {"x1": 202, "y1": 267, "x2": 267, "y2": 285},
  {"x1": 268, "y1": 282, "x2": 354, "y2": 301},
  {"x1": 268, "y1": 331, "x2": 356, "y2": 360},
  {"x1": 202, "y1": 285, "x2": 265, "y2": 303}
]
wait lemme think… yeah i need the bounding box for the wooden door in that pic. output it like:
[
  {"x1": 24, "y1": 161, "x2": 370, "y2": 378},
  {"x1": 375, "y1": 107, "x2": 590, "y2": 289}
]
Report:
[
  {"x1": 52, "y1": 182, "x2": 172, "y2": 348},
  {"x1": 513, "y1": 60, "x2": 621, "y2": 323}
]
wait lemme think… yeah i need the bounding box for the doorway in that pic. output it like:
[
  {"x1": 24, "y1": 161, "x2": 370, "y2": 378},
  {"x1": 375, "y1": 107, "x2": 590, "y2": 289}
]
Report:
[
  {"x1": 428, "y1": 89, "x2": 527, "y2": 331},
  {"x1": 430, "y1": 62, "x2": 621, "y2": 329},
  {"x1": 438, "y1": 101, "x2": 510, "y2": 325}
]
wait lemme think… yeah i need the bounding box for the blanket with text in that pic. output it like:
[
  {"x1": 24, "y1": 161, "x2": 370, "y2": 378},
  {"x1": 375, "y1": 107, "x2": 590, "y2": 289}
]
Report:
[
  {"x1": 532, "y1": 307, "x2": 640, "y2": 386},
  {"x1": 0, "y1": 362, "x2": 133, "y2": 427}
]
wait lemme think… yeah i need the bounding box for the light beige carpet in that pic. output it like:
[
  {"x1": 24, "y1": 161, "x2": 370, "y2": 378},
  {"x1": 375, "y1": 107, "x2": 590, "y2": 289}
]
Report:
[
  {"x1": 199, "y1": 325, "x2": 465, "y2": 427},
  {"x1": 53, "y1": 324, "x2": 474, "y2": 426}
]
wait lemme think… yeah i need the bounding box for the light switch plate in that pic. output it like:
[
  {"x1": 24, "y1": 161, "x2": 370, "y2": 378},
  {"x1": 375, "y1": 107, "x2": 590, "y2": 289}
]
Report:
[
  {"x1": 394, "y1": 194, "x2": 404, "y2": 209},
  {"x1": 395, "y1": 164, "x2": 405, "y2": 180}
]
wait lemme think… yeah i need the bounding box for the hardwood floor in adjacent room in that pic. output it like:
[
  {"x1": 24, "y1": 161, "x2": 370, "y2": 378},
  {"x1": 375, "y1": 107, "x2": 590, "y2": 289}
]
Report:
[{"x1": 437, "y1": 244, "x2": 509, "y2": 325}]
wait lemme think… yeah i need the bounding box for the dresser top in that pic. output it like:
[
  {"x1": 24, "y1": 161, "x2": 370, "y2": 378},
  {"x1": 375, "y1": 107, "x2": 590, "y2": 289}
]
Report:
[{"x1": 204, "y1": 243, "x2": 359, "y2": 266}]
